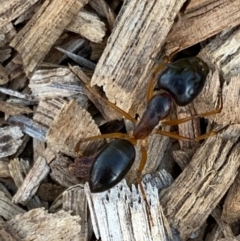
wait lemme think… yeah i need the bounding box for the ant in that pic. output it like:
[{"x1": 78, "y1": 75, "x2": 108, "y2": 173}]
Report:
[{"x1": 69, "y1": 56, "x2": 222, "y2": 196}]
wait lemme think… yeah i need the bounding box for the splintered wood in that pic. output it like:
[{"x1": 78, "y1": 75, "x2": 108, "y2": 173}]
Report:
[{"x1": 2, "y1": 0, "x2": 240, "y2": 240}]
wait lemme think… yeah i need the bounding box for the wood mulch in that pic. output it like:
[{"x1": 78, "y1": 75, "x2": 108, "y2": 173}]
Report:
[{"x1": 1, "y1": 0, "x2": 240, "y2": 240}]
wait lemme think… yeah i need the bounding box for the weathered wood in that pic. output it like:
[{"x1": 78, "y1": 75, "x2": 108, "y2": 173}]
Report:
[
  {"x1": 161, "y1": 125, "x2": 240, "y2": 240},
  {"x1": 67, "y1": 9, "x2": 106, "y2": 43},
  {"x1": 0, "y1": 0, "x2": 40, "y2": 28},
  {"x1": 10, "y1": 0, "x2": 89, "y2": 76},
  {"x1": 63, "y1": 185, "x2": 90, "y2": 241},
  {"x1": 86, "y1": 171, "x2": 174, "y2": 241},
  {"x1": 8, "y1": 158, "x2": 44, "y2": 210},
  {"x1": 12, "y1": 148, "x2": 55, "y2": 205},
  {"x1": 8, "y1": 208, "x2": 81, "y2": 241},
  {"x1": 47, "y1": 99, "x2": 104, "y2": 156},
  {"x1": 165, "y1": 0, "x2": 240, "y2": 55},
  {"x1": 0, "y1": 126, "x2": 23, "y2": 158},
  {"x1": 0, "y1": 100, "x2": 32, "y2": 116},
  {"x1": 29, "y1": 68, "x2": 83, "y2": 99},
  {"x1": 90, "y1": 0, "x2": 187, "y2": 116},
  {"x1": 8, "y1": 115, "x2": 47, "y2": 141}
]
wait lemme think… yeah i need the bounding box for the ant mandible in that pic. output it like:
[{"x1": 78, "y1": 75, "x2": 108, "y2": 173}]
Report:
[{"x1": 70, "y1": 56, "x2": 222, "y2": 195}]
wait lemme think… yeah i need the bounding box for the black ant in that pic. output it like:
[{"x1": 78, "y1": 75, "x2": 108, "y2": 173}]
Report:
[{"x1": 69, "y1": 56, "x2": 222, "y2": 195}]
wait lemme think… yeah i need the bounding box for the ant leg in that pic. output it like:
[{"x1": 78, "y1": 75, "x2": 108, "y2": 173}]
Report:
[
  {"x1": 162, "y1": 93, "x2": 223, "y2": 126},
  {"x1": 70, "y1": 65, "x2": 137, "y2": 124},
  {"x1": 75, "y1": 133, "x2": 136, "y2": 152},
  {"x1": 147, "y1": 57, "x2": 170, "y2": 101},
  {"x1": 155, "y1": 130, "x2": 192, "y2": 141},
  {"x1": 137, "y1": 139, "x2": 154, "y2": 225}
]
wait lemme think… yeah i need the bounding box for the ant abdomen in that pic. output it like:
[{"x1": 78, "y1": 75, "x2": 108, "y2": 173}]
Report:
[{"x1": 89, "y1": 139, "x2": 136, "y2": 193}]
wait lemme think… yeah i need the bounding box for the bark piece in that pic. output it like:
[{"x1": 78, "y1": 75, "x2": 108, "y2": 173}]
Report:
[
  {"x1": 0, "y1": 126, "x2": 23, "y2": 158},
  {"x1": 63, "y1": 185, "x2": 90, "y2": 241},
  {"x1": 91, "y1": 0, "x2": 187, "y2": 116},
  {"x1": 12, "y1": 148, "x2": 55, "y2": 205},
  {"x1": 165, "y1": 0, "x2": 240, "y2": 55},
  {"x1": 0, "y1": 0, "x2": 40, "y2": 28},
  {"x1": 67, "y1": 9, "x2": 106, "y2": 43},
  {"x1": 10, "y1": 0, "x2": 89, "y2": 77},
  {"x1": 47, "y1": 99, "x2": 104, "y2": 156},
  {"x1": 29, "y1": 68, "x2": 83, "y2": 99},
  {"x1": 8, "y1": 208, "x2": 81, "y2": 241},
  {"x1": 161, "y1": 125, "x2": 240, "y2": 240},
  {"x1": 0, "y1": 191, "x2": 25, "y2": 220}
]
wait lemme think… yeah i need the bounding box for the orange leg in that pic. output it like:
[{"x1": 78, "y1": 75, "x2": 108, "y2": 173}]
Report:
[
  {"x1": 147, "y1": 57, "x2": 170, "y2": 101},
  {"x1": 156, "y1": 130, "x2": 193, "y2": 141},
  {"x1": 136, "y1": 139, "x2": 154, "y2": 225},
  {"x1": 70, "y1": 65, "x2": 137, "y2": 124},
  {"x1": 162, "y1": 93, "x2": 223, "y2": 126}
]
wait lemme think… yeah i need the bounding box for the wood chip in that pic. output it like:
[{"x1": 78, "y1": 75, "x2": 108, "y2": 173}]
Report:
[
  {"x1": 0, "y1": 22, "x2": 16, "y2": 47},
  {"x1": 86, "y1": 170, "x2": 173, "y2": 241},
  {"x1": 10, "y1": 0, "x2": 89, "y2": 76},
  {"x1": 29, "y1": 67, "x2": 83, "y2": 99},
  {"x1": 47, "y1": 99, "x2": 104, "y2": 156},
  {"x1": 63, "y1": 185, "x2": 90, "y2": 241},
  {"x1": 8, "y1": 115, "x2": 47, "y2": 141},
  {"x1": 165, "y1": 0, "x2": 240, "y2": 55},
  {"x1": 67, "y1": 9, "x2": 106, "y2": 43},
  {"x1": 161, "y1": 125, "x2": 240, "y2": 240},
  {"x1": 9, "y1": 158, "x2": 44, "y2": 210},
  {"x1": 12, "y1": 148, "x2": 55, "y2": 205},
  {"x1": 0, "y1": 160, "x2": 11, "y2": 178},
  {"x1": 8, "y1": 208, "x2": 81, "y2": 241},
  {"x1": 0, "y1": 100, "x2": 32, "y2": 116},
  {"x1": 0, "y1": 126, "x2": 23, "y2": 158}
]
